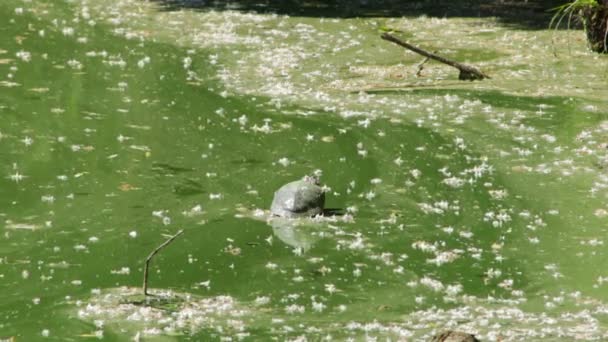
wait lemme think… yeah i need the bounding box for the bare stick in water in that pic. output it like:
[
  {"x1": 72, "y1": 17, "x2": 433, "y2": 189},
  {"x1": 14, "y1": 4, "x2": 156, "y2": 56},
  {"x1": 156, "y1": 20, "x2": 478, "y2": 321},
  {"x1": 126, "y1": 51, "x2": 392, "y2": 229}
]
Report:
[
  {"x1": 143, "y1": 229, "x2": 185, "y2": 296},
  {"x1": 381, "y1": 33, "x2": 490, "y2": 81},
  {"x1": 415, "y1": 56, "x2": 431, "y2": 77}
]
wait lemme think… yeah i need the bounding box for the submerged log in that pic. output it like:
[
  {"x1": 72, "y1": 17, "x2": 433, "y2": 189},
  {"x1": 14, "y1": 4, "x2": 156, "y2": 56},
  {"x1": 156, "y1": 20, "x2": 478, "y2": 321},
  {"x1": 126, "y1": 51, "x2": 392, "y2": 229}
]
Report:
[
  {"x1": 381, "y1": 33, "x2": 490, "y2": 81},
  {"x1": 431, "y1": 331, "x2": 481, "y2": 342}
]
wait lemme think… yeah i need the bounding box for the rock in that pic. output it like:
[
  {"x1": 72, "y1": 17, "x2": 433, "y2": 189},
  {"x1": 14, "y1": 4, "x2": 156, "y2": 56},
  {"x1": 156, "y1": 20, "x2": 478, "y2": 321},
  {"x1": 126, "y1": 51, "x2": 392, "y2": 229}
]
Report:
[
  {"x1": 270, "y1": 175, "x2": 325, "y2": 218},
  {"x1": 431, "y1": 331, "x2": 480, "y2": 342}
]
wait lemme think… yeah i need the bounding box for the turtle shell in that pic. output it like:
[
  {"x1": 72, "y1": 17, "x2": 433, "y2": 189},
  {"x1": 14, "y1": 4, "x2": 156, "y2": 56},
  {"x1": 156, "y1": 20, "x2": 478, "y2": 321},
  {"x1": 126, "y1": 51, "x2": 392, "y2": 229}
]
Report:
[{"x1": 270, "y1": 180, "x2": 325, "y2": 218}]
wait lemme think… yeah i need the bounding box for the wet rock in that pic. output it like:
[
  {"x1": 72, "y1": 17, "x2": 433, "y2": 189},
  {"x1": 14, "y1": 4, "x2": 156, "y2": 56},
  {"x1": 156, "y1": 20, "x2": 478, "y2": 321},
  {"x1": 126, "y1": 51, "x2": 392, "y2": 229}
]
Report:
[
  {"x1": 270, "y1": 175, "x2": 325, "y2": 218},
  {"x1": 431, "y1": 331, "x2": 480, "y2": 342}
]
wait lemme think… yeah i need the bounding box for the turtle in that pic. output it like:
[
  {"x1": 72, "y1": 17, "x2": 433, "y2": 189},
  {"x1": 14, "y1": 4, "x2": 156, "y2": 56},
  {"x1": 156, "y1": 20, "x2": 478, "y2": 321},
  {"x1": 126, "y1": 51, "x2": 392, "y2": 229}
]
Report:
[{"x1": 270, "y1": 175, "x2": 325, "y2": 218}]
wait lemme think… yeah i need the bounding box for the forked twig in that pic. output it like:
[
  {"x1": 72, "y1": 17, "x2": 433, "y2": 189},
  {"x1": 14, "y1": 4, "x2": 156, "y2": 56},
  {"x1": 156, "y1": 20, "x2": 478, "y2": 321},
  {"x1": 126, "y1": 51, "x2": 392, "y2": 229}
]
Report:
[
  {"x1": 143, "y1": 229, "x2": 185, "y2": 296},
  {"x1": 415, "y1": 56, "x2": 431, "y2": 77}
]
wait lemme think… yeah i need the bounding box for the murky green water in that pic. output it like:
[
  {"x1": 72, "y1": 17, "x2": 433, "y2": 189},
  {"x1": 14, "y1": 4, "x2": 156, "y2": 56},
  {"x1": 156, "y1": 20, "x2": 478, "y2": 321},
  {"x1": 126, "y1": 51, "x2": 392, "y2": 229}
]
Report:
[{"x1": 2, "y1": 0, "x2": 608, "y2": 340}]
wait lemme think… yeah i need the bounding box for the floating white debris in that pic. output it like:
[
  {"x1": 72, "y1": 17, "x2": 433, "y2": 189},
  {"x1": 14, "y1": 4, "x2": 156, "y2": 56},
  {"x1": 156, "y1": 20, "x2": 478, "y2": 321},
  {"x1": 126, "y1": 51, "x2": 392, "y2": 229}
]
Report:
[
  {"x1": 254, "y1": 296, "x2": 270, "y2": 306},
  {"x1": 5, "y1": 221, "x2": 40, "y2": 230},
  {"x1": 209, "y1": 193, "x2": 223, "y2": 200},
  {"x1": 16, "y1": 50, "x2": 31, "y2": 62},
  {"x1": 277, "y1": 157, "x2": 291, "y2": 167},
  {"x1": 110, "y1": 267, "x2": 130, "y2": 275},
  {"x1": 77, "y1": 287, "x2": 252, "y2": 338}
]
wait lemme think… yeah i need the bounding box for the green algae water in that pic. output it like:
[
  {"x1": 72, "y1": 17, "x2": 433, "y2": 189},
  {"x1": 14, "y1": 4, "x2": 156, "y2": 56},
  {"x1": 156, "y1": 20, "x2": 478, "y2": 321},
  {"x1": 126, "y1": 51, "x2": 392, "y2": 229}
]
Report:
[{"x1": 1, "y1": 0, "x2": 608, "y2": 340}]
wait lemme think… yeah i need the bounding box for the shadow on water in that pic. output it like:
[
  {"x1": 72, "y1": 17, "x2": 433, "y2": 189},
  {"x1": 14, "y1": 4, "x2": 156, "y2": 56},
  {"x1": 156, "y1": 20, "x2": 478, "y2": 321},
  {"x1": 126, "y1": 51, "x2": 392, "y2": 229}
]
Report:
[
  {"x1": 365, "y1": 88, "x2": 579, "y2": 114},
  {"x1": 147, "y1": 0, "x2": 566, "y2": 29},
  {"x1": 323, "y1": 208, "x2": 345, "y2": 216},
  {"x1": 151, "y1": 162, "x2": 195, "y2": 174},
  {"x1": 364, "y1": 88, "x2": 600, "y2": 135}
]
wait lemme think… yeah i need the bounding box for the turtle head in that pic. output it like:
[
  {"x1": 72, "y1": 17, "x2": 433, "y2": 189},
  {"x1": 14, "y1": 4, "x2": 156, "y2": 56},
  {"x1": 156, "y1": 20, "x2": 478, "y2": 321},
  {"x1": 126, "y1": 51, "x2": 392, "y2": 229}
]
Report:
[{"x1": 303, "y1": 174, "x2": 321, "y2": 185}]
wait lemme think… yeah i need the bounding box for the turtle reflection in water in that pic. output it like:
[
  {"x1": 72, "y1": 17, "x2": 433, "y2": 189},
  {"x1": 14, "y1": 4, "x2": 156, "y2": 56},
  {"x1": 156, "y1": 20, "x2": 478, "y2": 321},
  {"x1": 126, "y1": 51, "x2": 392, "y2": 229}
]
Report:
[
  {"x1": 270, "y1": 174, "x2": 326, "y2": 218},
  {"x1": 268, "y1": 218, "x2": 318, "y2": 252}
]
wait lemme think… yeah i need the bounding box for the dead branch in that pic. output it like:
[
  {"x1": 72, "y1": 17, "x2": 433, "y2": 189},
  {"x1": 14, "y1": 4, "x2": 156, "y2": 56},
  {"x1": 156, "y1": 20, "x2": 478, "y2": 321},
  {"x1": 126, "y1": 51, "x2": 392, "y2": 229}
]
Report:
[
  {"x1": 143, "y1": 229, "x2": 185, "y2": 296},
  {"x1": 381, "y1": 33, "x2": 490, "y2": 81}
]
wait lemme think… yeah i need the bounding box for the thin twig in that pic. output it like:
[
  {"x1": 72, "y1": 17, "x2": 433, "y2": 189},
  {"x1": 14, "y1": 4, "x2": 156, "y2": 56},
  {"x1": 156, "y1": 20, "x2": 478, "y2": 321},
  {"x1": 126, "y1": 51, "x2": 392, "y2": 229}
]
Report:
[
  {"x1": 415, "y1": 56, "x2": 431, "y2": 77},
  {"x1": 143, "y1": 229, "x2": 185, "y2": 296}
]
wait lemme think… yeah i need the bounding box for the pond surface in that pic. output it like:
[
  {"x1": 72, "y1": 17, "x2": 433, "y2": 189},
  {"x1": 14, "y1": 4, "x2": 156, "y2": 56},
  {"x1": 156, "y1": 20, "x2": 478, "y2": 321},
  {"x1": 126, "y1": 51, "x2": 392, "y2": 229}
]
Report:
[{"x1": 1, "y1": 0, "x2": 608, "y2": 340}]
